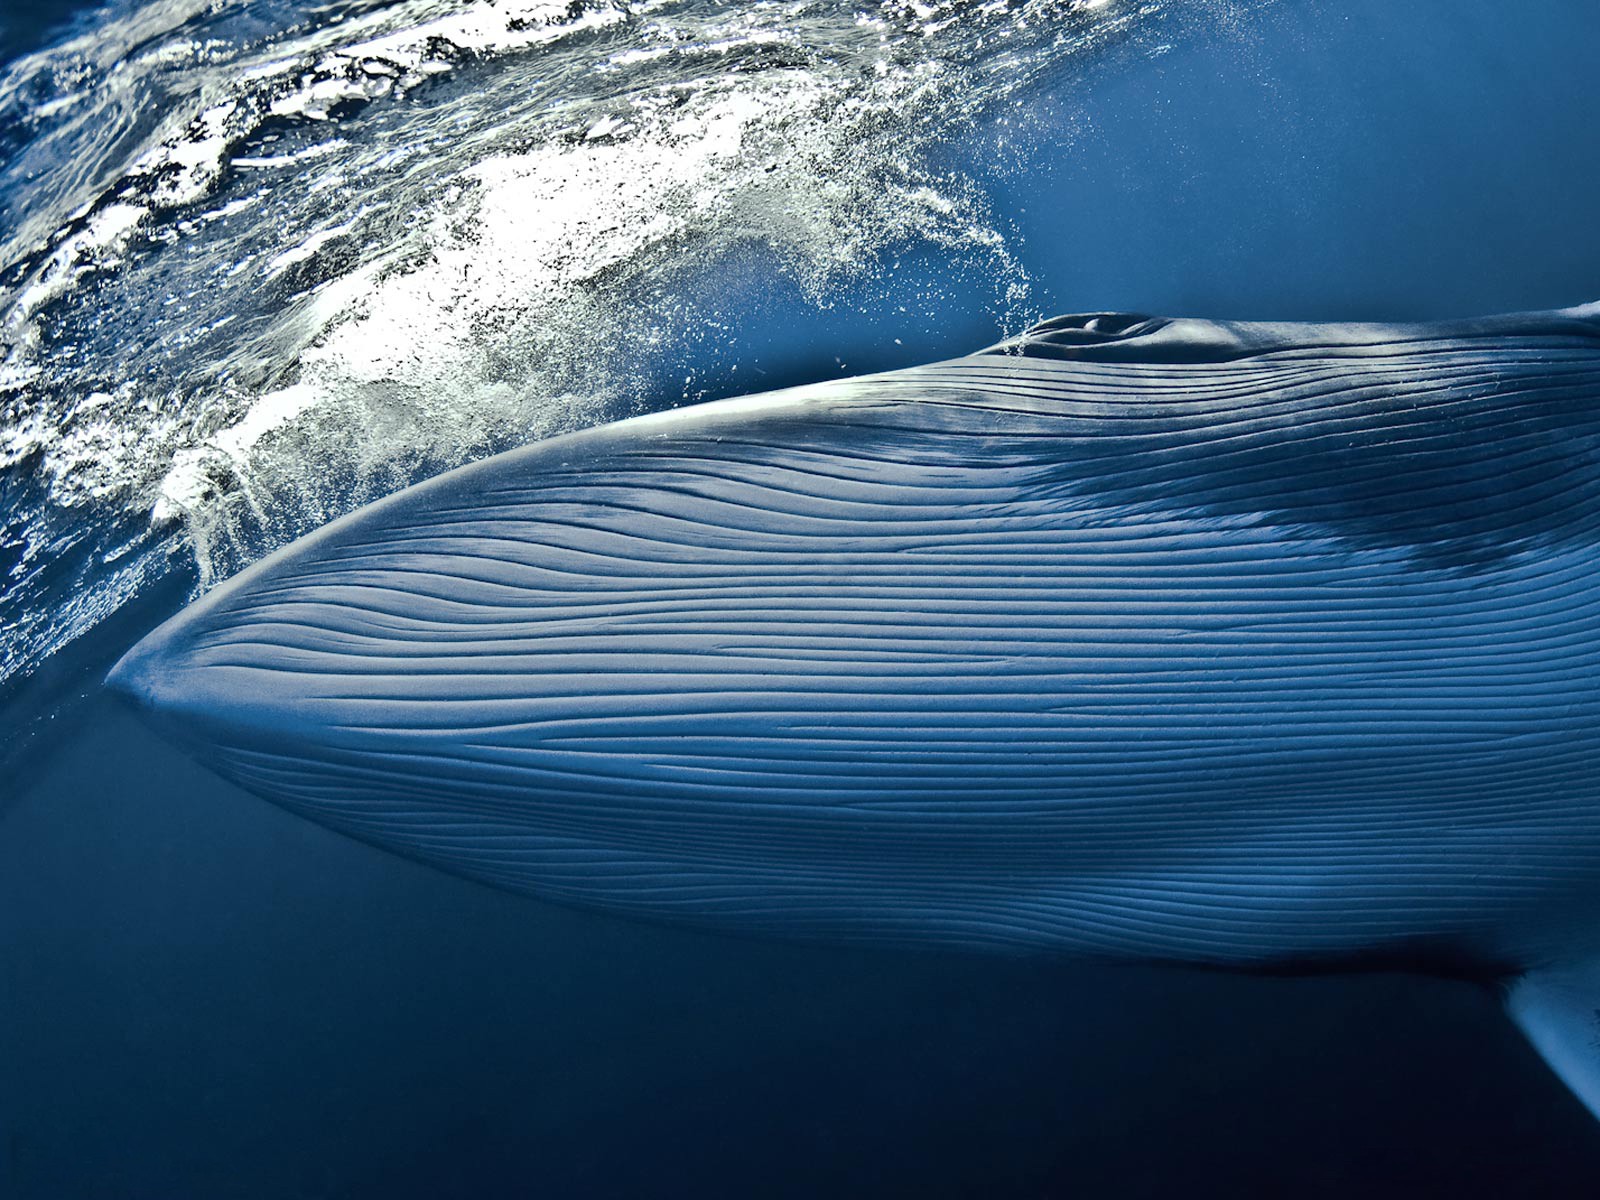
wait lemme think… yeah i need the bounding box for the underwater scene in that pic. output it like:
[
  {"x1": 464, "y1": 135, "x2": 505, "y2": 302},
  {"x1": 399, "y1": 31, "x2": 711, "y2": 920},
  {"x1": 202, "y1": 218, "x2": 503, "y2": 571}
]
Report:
[{"x1": 6, "y1": 0, "x2": 1600, "y2": 1195}]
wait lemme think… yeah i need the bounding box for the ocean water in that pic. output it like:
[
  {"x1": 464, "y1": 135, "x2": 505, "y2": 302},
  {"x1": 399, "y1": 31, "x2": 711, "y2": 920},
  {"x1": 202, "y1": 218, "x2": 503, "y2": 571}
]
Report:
[{"x1": 5, "y1": 1, "x2": 1600, "y2": 1196}]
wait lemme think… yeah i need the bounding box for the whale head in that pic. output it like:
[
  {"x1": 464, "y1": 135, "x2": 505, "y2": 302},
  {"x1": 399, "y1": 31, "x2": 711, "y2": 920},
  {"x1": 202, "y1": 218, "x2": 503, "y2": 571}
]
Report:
[
  {"x1": 108, "y1": 304, "x2": 1600, "y2": 959},
  {"x1": 107, "y1": 304, "x2": 1600, "y2": 1123}
]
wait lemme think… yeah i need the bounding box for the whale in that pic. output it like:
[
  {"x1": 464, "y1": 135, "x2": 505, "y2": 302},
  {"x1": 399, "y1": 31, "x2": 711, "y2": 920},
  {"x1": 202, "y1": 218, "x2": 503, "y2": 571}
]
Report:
[{"x1": 108, "y1": 303, "x2": 1600, "y2": 1116}]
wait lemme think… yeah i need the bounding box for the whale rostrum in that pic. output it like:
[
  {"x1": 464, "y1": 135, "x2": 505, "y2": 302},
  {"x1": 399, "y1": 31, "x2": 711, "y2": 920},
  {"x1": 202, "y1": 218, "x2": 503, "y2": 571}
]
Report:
[{"x1": 109, "y1": 303, "x2": 1600, "y2": 1116}]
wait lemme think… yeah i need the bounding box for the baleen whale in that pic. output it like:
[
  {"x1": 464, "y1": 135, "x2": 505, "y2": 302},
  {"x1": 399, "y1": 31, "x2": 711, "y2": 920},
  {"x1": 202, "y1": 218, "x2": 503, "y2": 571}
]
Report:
[{"x1": 109, "y1": 303, "x2": 1600, "y2": 1115}]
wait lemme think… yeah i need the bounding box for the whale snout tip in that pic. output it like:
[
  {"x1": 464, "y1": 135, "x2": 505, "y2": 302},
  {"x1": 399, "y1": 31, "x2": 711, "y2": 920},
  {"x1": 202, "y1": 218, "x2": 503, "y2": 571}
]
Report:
[
  {"x1": 105, "y1": 625, "x2": 234, "y2": 752},
  {"x1": 105, "y1": 640, "x2": 160, "y2": 711},
  {"x1": 105, "y1": 628, "x2": 189, "y2": 723}
]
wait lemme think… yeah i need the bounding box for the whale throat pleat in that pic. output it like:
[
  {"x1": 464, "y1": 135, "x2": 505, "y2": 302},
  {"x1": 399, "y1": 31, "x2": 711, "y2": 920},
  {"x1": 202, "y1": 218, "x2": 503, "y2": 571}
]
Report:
[{"x1": 109, "y1": 310, "x2": 1600, "y2": 965}]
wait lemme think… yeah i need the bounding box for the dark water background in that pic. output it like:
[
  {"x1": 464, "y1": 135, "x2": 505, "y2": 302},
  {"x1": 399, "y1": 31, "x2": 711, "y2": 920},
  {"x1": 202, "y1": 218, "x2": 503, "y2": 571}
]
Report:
[
  {"x1": 7, "y1": 1, "x2": 1600, "y2": 1196},
  {"x1": 0, "y1": 0, "x2": 98, "y2": 65}
]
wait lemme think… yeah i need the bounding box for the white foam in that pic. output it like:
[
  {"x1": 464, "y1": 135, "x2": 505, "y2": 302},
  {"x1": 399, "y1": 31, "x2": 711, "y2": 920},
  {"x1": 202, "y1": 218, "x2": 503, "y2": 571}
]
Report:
[
  {"x1": 3, "y1": 202, "x2": 148, "y2": 339},
  {"x1": 262, "y1": 218, "x2": 361, "y2": 280},
  {"x1": 1, "y1": 0, "x2": 622, "y2": 357},
  {"x1": 233, "y1": 139, "x2": 349, "y2": 169},
  {"x1": 332, "y1": 0, "x2": 628, "y2": 64},
  {"x1": 270, "y1": 76, "x2": 394, "y2": 121},
  {"x1": 0, "y1": 0, "x2": 1161, "y2": 688},
  {"x1": 154, "y1": 383, "x2": 325, "y2": 525},
  {"x1": 296, "y1": 76, "x2": 833, "y2": 390}
]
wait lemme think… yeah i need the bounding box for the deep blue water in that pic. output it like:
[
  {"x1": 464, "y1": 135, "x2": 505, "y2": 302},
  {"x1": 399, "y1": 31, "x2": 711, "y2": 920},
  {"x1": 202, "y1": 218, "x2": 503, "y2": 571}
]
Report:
[
  {"x1": 0, "y1": 0, "x2": 98, "y2": 64},
  {"x1": 7, "y1": 1, "x2": 1600, "y2": 1196}
]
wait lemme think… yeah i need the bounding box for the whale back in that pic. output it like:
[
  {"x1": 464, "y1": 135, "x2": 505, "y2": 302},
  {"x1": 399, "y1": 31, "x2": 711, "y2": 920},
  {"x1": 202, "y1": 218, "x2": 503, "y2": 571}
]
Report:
[{"x1": 109, "y1": 305, "x2": 1600, "y2": 967}]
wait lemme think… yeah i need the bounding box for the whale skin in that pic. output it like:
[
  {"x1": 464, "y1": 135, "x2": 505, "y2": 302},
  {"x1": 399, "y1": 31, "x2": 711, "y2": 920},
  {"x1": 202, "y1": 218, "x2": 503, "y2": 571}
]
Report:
[{"x1": 109, "y1": 303, "x2": 1600, "y2": 1114}]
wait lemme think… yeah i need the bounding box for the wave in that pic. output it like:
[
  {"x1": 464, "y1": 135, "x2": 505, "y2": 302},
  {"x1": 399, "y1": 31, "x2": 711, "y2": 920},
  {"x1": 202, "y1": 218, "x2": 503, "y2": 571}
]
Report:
[{"x1": 0, "y1": 0, "x2": 1216, "y2": 706}]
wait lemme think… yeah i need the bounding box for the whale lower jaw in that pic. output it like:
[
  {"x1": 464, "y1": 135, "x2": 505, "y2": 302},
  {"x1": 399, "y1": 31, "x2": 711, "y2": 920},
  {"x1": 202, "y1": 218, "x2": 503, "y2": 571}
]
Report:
[{"x1": 114, "y1": 669, "x2": 1597, "y2": 971}]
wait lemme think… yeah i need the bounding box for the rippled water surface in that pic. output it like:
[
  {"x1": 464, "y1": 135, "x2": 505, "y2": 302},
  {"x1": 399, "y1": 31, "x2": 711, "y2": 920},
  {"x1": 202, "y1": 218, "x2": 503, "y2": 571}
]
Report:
[
  {"x1": 7, "y1": 1, "x2": 1600, "y2": 1196},
  {"x1": 1, "y1": 0, "x2": 1167, "y2": 709}
]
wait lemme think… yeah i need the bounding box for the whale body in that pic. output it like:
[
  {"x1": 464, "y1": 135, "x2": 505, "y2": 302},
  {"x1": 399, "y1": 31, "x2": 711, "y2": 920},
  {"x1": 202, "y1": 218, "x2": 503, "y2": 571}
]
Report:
[{"x1": 109, "y1": 304, "x2": 1600, "y2": 1114}]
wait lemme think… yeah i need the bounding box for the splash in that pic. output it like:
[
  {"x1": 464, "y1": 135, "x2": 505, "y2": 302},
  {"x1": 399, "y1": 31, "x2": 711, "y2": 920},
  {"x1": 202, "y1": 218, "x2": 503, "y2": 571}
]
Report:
[{"x1": 0, "y1": 0, "x2": 1179, "y2": 693}]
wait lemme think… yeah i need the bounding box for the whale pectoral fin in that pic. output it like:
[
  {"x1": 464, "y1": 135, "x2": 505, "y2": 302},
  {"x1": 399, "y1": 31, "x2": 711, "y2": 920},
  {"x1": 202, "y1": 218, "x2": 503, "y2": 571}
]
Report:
[{"x1": 1506, "y1": 957, "x2": 1600, "y2": 1118}]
